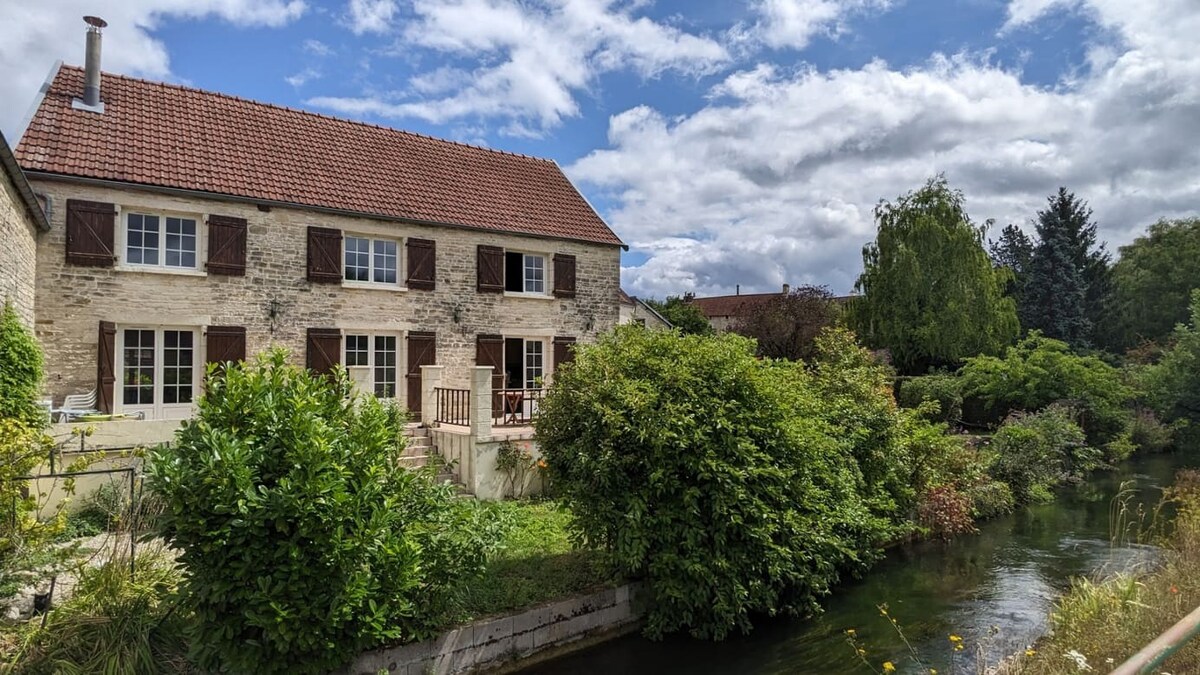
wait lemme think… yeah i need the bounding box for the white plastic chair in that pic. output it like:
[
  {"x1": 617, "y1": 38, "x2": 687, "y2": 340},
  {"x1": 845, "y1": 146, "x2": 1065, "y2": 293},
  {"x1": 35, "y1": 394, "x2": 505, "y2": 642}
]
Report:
[{"x1": 56, "y1": 389, "x2": 98, "y2": 422}]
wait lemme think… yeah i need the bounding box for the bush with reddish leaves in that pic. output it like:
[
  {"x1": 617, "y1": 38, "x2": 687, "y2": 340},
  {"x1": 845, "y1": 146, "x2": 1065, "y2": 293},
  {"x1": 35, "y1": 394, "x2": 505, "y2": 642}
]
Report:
[{"x1": 916, "y1": 485, "x2": 977, "y2": 539}]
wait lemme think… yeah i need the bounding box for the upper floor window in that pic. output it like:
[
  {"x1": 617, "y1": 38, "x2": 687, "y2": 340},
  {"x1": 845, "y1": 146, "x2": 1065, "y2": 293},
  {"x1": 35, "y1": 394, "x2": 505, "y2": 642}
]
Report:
[
  {"x1": 125, "y1": 213, "x2": 198, "y2": 269},
  {"x1": 505, "y1": 251, "x2": 546, "y2": 294},
  {"x1": 345, "y1": 235, "x2": 399, "y2": 285}
]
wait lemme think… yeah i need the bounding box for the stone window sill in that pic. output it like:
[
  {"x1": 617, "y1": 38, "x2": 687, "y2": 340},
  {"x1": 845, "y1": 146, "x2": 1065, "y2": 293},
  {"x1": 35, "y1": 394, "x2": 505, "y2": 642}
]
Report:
[
  {"x1": 503, "y1": 292, "x2": 555, "y2": 301},
  {"x1": 113, "y1": 264, "x2": 207, "y2": 278},
  {"x1": 342, "y1": 281, "x2": 408, "y2": 293}
]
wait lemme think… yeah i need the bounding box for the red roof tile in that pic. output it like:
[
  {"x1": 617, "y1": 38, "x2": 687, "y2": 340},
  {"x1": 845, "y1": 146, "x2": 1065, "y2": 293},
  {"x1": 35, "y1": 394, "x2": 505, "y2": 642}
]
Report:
[
  {"x1": 689, "y1": 293, "x2": 782, "y2": 318},
  {"x1": 17, "y1": 67, "x2": 623, "y2": 247}
]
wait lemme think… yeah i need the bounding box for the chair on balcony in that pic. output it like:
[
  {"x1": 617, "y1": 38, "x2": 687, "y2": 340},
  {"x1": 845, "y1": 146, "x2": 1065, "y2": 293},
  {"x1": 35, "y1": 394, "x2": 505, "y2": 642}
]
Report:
[
  {"x1": 503, "y1": 390, "x2": 525, "y2": 425},
  {"x1": 54, "y1": 389, "x2": 98, "y2": 422}
]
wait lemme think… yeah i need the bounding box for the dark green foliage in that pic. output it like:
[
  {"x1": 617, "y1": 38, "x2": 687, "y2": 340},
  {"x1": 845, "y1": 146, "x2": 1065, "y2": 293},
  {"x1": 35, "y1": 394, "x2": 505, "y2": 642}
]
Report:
[
  {"x1": 1022, "y1": 188, "x2": 1112, "y2": 349},
  {"x1": 897, "y1": 374, "x2": 963, "y2": 424},
  {"x1": 146, "y1": 351, "x2": 500, "y2": 674},
  {"x1": 0, "y1": 301, "x2": 45, "y2": 428},
  {"x1": 960, "y1": 333, "x2": 1132, "y2": 444},
  {"x1": 963, "y1": 480, "x2": 1015, "y2": 519},
  {"x1": 1143, "y1": 291, "x2": 1200, "y2": 441},
  {"x1": 731, "y1": 285, "x2": 841, "y2": 361},
  {"x1": 535, "y1": 325, "x2": 956, "y2": 640},
  {"x1": 1125, "y1": 408, "x2": 1176, "y2": 454},
  {"x1": 644, "y1": 296, "x2": 713, "y2": 335},
  {"x1": 1110, "y1": 218, "x2": 1200, "y2": 348},
  {"x1": 989, "y1": 224, "x2": 1035, "y2": 327},
  {"x1": 989, "y1": 407, "x2": 1099, "y2": 503},
  {"x1": 850, "y1": 176, "x2": 1019, "y2": 374}
]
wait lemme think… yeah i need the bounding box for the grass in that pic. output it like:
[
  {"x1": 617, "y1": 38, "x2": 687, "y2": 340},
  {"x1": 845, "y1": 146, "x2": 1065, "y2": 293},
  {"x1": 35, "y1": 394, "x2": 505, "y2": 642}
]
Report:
[
  {"x1": 460, "y1": 499, "x2": 617, "y2": 620},
  {"x1": 1006, "y1": 469, "x2": 1200, "y2": 675}
]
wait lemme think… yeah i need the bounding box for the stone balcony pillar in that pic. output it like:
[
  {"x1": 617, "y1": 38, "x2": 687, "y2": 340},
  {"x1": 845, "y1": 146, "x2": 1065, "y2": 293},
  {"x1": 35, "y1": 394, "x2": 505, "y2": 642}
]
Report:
[
  {"x1": 469, "y1": 366, "x2": 494, "y2": 442},
  {"x1": 419, "y1": 365, "x2": 444, "y2": 427}
]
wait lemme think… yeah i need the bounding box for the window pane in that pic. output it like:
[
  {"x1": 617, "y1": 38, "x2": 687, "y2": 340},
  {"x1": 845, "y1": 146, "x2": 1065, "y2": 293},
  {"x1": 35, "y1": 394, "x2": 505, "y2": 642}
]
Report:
[
  {"x1": 373, "y1": 335, "x2": 397, "y2": 398},
  {"x1": 164, "y1": 217, "x2": 197, "y2": 268},
  {"x1": 345, "y1": 334, "x2": 369, "y2": 367},
  {"x1": 345, "y1": 236, "x2": 370, "y2": 282},
  {"x1": 162, "y1": 330, "x2": 194, "y2": 405},
  {"x1": 373, "y1": 239, "x2": 397, "y2": 284},
  {"x1": 126, "y1": 214, "x2": 160, "y2": 266},
  {"x1": 122, "y1": 329, "x2": 155, "y2": 405},
  {"x1": 525, "y1": 340, "x2": 543, "y2": 388},
  {"x1": 524, "y1": 255, "x2": 545, "y2": 293}
]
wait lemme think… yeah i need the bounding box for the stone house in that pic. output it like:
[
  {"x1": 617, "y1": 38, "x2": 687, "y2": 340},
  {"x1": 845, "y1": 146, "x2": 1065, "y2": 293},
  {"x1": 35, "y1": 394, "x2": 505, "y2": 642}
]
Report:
[
  {"x1": 617, "y1": 289, "x2": 673, "y2": 330},
  {"x1": 0, "y1": 130, "x2": 50, "y2": 328},
  {"x1": 690, "y1": 285, "x2": 793, "y2": 332},
  {"x1": 15, "y1": 60, "x2": 623, "y2": 431}
]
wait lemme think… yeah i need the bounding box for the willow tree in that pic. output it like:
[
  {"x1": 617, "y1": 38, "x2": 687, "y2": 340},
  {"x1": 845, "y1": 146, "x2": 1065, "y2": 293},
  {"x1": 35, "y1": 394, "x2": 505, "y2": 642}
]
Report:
[{"x1": 850, "y1": 176, "x2": 1019, "y2": 374}]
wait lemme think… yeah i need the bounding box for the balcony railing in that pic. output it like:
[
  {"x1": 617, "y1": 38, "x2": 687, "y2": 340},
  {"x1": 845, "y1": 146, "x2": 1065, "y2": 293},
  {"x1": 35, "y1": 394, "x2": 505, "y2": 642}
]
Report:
[
  {"x1": 434, "y1": 387, "x2": 470, "y2": 426},
  {"x1": 492, "y1": 388, "x2": 544, "y2": 427}
]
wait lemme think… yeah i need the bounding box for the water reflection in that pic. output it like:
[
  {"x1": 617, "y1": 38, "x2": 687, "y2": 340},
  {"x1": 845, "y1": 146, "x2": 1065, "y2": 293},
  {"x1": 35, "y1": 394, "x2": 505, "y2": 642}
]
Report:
[{"x1": 522, "y1": 456, "x2": 1189, "y2": 675}]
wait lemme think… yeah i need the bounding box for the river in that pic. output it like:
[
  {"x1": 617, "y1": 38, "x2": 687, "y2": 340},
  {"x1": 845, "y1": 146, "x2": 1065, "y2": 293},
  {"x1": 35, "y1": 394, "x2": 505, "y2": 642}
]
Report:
[{"x1": 522, "y1": 454, "x2": 1192, "y2": 674}]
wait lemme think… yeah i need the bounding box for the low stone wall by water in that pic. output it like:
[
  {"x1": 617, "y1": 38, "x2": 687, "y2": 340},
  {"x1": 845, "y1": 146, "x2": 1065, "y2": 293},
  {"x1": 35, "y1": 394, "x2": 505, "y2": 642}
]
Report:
[{"x1": 342, "y1": 584, "x2": 643, "y2": 675}]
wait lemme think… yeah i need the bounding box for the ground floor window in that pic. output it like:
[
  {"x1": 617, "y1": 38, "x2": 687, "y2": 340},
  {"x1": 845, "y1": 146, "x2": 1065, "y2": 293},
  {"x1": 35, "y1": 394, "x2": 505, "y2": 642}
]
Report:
[
  {"x1": 344, "y1": 332, "x2": 399, "y2": 398},
  {"x1": 503, "y1": 337, "x2": 545, "y2": 389},
  {"x1": 118, "y1": 327, "x2": 198, "y2": 420}
]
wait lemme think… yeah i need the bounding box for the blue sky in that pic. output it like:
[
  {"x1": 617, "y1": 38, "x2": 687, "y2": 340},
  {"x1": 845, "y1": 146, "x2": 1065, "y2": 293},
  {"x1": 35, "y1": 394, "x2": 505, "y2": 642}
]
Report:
[{"x1": 2, "y1": 0, "x2": 1197, "y2": 297}]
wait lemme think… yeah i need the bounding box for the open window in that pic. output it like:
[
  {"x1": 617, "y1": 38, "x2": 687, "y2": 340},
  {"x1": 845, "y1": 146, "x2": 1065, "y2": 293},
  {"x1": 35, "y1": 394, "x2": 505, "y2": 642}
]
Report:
[{"x1": 504, "y1": 251, "x2": 546, "y2": 294}]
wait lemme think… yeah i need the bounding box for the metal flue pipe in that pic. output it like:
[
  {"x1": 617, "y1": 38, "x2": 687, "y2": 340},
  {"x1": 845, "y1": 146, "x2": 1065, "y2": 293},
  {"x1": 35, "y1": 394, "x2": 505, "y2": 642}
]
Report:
[{"x1": 82, "y1": 16, "x2": 107, "y2": 107}]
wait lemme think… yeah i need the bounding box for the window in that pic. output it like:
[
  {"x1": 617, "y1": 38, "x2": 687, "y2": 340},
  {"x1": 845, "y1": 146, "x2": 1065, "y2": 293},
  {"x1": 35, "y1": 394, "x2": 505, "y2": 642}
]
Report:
[
  {"x1": 524, "y1": 340, "x2": 543, "y2": 388},
  {"x1": 345, "y1": 235, "x2": 399, "y2": 285},
  {"x1": 125, "y1": 213, "x2": 198, "y2": 269},
  {"x1": 505, "y1": 251, "x2": 547, "y2": 293},
  {"x1": 119, "y1": 327, "x2": 198, "y2": 419},
  {"x1": 344, "y1": 332, "x2": 399, "y2": 398},
  {"x1": 503, "y1": 337, "x2": 545, "y2": 389}
]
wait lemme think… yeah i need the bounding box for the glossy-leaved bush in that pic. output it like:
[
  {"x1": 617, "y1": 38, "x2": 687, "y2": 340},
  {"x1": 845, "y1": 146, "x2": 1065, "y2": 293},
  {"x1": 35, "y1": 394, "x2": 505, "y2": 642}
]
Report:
[
  {"x1": 536, "y1": 326, "x2": 925, "y2": 640},
  {"x1": 147, "y1": 351, "x2": 500, "y2": 674}
]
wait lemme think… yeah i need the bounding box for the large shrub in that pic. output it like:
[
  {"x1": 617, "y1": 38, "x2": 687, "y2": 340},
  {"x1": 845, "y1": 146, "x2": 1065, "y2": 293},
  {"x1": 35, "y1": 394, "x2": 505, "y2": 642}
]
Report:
[
  {"x1": 0, "y1": 300, "x2": 45, "y2": 428},
  {"x1": 960, "y1": 332, "x2": 1131, "y2": 443},
  {"x1": 1143, "y1": 291, "x2": 1200, "y2": 442},
  {"x1": 536, "y1": 326, "x2": 935, "y2": 639},
  {"x1": 989, "y1": 406, "x2": 1098, "y2": 503},
  {"x1": 147, "y1": 351, "x2": 500, "y2": 674},
  {"x1": 897, "y1": 374, "x2": 963, "y2": 424}
]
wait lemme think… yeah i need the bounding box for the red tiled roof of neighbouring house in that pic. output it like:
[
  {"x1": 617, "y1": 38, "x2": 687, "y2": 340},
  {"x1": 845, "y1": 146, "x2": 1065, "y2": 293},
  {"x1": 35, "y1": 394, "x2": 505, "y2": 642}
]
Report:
[
  {"x1": 17, "y1": 66, "x2": 624, "y2": 247},
  {"x1": 690, "y1": 293, "x2": 781, "y2": 319}
]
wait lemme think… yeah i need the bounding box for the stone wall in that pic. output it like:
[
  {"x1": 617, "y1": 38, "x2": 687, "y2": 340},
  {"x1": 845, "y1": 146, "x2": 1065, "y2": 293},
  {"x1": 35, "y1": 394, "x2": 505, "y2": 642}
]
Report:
[
  {"x1": 29, "y1": 180, "x2": 622, "y2": 407},
  {"x1": 0, "y1": 166, "x2": 40, "y2": 327},
  {"x1": 343, "y1": 583, "x2": 643, "y2": 675}
]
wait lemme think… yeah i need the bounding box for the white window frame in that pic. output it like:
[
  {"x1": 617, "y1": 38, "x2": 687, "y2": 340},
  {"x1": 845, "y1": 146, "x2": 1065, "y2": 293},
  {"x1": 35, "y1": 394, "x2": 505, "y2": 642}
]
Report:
[
  {"x1": 115, "y1": 325, "x2": 202, "y2": 421},
  {"x1": 343, "y1": 233, "x2": 403, "y2": 289},
  {"x1": 523, "y1": 339, "x2": 544, "y2": 389},
  {"x1": 504, "y1": 250, "x2": 551, "y2": 297},
  {"x1": 343, "y1": 331, "x2": 401, "y2": 400},
  {"x1": 116, "y1": 208, "x2": 205, "y2": 275}
]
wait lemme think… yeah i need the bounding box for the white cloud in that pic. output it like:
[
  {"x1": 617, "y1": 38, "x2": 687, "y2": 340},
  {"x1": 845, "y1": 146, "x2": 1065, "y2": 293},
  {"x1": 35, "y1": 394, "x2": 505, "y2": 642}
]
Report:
[
  {"x1": 752, "y1": 0, "x2": 891, "y2": 50},
  {"x1": 284, "y1": 67, "x2": 321, "y2": 88},
  {"x1": 343, "y1": 0, "x2": 397, "y2": 35},
  {"x1": 1002, "y1": 0, "x2": 1079, "y2": 30},
  {"x1": 0, "y1": 0, "x2": 306, "y2": 139},
  {"x1": 309, "y1": 0, "x2": 729, "y2": 133},
  {"x1": 302, "y1": 38, "x2": 332, "y2": 57},
  {"x1": 570, "y1": 0, "x2": 1200, "y2": 297}
]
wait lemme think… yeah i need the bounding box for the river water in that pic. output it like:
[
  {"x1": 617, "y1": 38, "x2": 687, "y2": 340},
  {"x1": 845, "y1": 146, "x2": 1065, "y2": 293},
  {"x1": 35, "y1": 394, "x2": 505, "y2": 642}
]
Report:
[{"x1": 523, "y1": 454, "x2": 1192, "y2": 675}]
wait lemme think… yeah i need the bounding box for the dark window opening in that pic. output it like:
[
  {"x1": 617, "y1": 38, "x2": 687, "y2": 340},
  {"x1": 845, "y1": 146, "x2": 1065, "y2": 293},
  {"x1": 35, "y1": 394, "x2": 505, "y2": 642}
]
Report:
[
  {"x1": 505, "y1": 251, "x2": 523, "y2": 292},
  {"x1": 504, "y1": 337, "x2": 523, "y2": 388}
]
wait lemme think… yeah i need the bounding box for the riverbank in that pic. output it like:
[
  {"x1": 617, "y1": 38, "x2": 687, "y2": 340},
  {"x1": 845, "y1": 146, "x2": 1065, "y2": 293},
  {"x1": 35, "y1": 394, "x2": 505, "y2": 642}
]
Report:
[{"x1": 1005, "y1": 468, "x2": 1200, "y2": 674}]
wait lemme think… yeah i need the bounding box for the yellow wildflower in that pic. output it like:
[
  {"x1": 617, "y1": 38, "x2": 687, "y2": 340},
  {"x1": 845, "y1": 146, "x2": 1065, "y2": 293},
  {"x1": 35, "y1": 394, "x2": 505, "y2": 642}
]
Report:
[
  {"x1": 857, "y1": 648, "x2": 866, "y2": 657},
  {"x1": 882, "y1": 662, "x2": 896, "y2": 673},
  {"x1": 948, "y1": 634, "x2": 963, "y2": 643},
  {"x1": 1025, "y1": 648, "x2": 1037, "y2": 657},
  {"x1": 846, "y1": 628, "x2": 857, "y2": 637}
]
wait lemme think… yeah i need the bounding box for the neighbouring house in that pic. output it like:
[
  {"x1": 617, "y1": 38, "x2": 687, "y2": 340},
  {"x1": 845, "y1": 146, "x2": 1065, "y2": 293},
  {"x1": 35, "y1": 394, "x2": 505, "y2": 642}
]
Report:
[
  {"x1": 14, "y1": 21, "x2": 623, "y2": 497},
  {"x1": 690, "y1": 284, "x2": 793, "y2": 332},
  {"x1": 0, "y1": 130, "x2": 50, "y2": 328},
  {"x1": 618, "y1": 289, "x2": 673, "y2": 330}
]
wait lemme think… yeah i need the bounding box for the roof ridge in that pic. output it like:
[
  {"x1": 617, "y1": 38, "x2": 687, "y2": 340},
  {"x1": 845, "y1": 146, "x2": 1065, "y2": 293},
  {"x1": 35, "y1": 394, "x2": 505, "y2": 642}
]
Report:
[{"x1": 56, "y1": 65, "x2": 556, "y2": 164}]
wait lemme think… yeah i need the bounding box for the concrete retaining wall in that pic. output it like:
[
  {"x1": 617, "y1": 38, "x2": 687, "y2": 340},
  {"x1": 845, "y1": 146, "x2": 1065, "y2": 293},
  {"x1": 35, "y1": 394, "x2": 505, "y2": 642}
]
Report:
[{"x1": 343, "y1": 583, "x2": 643, "y2": 675}]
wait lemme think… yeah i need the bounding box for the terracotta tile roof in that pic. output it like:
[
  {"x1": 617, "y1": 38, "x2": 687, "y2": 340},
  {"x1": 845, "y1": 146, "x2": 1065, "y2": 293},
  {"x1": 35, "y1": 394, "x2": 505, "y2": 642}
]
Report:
[
  {"x1": 689, "y1": 293, "x2": 782, "y2": 318},
  {"x1": 0, "y1": 130, "x2": 49, "y2": 231},
  {"x1": 17, "y1": 66, "x2": 623, "y2": 247}
]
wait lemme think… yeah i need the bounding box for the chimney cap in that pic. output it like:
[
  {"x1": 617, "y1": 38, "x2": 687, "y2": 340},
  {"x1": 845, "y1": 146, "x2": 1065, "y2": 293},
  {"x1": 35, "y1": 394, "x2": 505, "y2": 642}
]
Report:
[{"x1": 83, "y1": 16, "x2": 107, "y2": 28}]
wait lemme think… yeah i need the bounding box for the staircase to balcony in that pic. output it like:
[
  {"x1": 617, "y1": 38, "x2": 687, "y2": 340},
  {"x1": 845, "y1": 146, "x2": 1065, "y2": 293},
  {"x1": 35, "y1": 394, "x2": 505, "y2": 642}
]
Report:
[{"x1": 401, "y1": 422, "x2": 459, "y2": 487}]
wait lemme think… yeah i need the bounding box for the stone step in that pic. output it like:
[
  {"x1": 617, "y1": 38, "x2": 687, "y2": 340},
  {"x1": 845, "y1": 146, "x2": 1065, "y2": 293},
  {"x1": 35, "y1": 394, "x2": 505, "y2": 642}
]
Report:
[
  {"x1": 406, "y1": 436, "x2": 432, "y2": 449},
  {"x1": 400, "y1": 444, "x2": 432, "y2": 458},
  {"x1": 399, "y1": 454, "x2": 434, "y2": 468}
]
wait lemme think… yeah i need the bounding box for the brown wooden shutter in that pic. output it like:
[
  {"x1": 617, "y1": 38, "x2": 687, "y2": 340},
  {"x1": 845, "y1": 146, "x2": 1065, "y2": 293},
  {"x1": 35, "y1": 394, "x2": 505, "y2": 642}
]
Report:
[
  {"x1": 66, "y1": 200, "x2": 116, "y2": 266},
  {"x1": 553, "y1": 336, "x2": 577, "y2": 370},
  {"x1": 206, "y1": 215, "x2": 247, "y2": 276},
  {"x1": 406, "y1": 331, "x2": 437, "y2": 414},
  {"x1": 476, "y1": 334, "x2": 505, "y2": 413},
  {"x1": 307, "y1": 226, "x2": 342, "y2": 283},
  {"x1": 477, "y1": 245, "x2": 504, "y2": 293},
  {"x1": 553, "y1": 254, "x2": 576, "y2": 298},
  {"x1": 97, "y1": 321, "x2": 116, "y2": 413},
  {"x1": 306, "y1": 328, "x2": 342, "y2": 374},
  {"x1": 406, "y1": 238, "x2": 436, "y2": 291},
  {"x1": 206, "y1": 326, "x2": 246, "y2": 365}
]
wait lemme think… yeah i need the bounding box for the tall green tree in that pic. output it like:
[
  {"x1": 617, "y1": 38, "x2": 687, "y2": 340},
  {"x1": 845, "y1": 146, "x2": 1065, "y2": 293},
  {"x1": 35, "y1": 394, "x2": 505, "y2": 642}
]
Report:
[
  {"x1": 1110, "y1": 218, "x2": 1200, "y2": 348},
  {"x1": 645, "y1": 296, "x2": 713, "y2": 335},
  {"x1": 989, "y1": 224, "x2": 1036, "y2": 328},
  {"x1": 1023, "y1": 188, "x2": 1112, "y2": 348},
  {"x1": 850, "y1": 176, "x2": 1019, "y2": 374}
]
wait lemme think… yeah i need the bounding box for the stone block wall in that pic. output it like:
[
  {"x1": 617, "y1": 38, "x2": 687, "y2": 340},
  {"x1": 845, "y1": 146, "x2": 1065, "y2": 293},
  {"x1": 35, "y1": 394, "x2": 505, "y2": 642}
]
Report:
[
  {"x1": 0, "y1": 169, "x2": 40, "y2": 327},
  {"x1": 29, "y1": 180, "x2": 621, "y2": 407}
]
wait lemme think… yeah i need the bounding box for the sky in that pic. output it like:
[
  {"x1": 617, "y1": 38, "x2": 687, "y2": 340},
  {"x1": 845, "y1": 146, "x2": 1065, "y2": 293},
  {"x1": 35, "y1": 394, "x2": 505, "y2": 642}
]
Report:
[{"x1": 1, "y1": 0, "x2": 1197, "y2": 298}]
